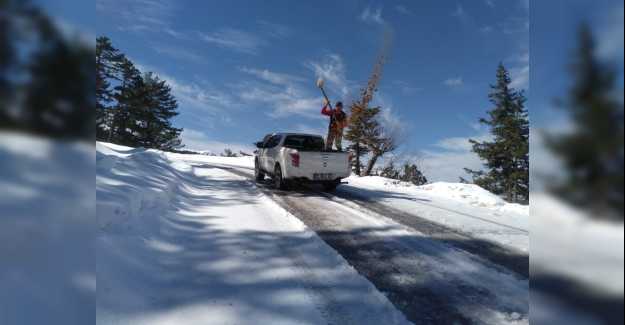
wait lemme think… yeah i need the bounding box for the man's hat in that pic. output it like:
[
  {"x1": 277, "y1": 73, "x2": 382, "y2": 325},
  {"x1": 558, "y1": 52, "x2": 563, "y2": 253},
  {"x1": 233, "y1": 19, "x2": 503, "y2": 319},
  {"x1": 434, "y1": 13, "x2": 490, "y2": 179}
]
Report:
[{"x1": 336, "y1": 101, "x2": 343, "y2": 107}]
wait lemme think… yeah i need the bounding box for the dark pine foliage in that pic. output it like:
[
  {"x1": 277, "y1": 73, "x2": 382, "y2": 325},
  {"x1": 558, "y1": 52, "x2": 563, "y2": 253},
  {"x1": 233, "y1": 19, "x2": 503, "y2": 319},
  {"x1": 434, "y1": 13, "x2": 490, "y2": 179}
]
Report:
[
  {"x1": 545, "y1": 25, "x2": 624, "y2": 220},
  {"x1": 401, "y1": 163, "x2": 428, "y2": 186},
  {"x1": 381, "y1": 159, "x2": 428, "y2": 186},
  {"x1": 96, "y1": 36, "x2": 124, "y2": 140},
  {"x1": 465, "y1": 64, "x2": 529, "y2": 204},
  {"x1": 96, "y1": 37, "x2": 183, "y2": 150},
  {"x1": 0, "y1": 7, "x2": 12, "y2": 126},
  {"x1": 0, "y1": 1, "x2": 94, "y2": 139}
]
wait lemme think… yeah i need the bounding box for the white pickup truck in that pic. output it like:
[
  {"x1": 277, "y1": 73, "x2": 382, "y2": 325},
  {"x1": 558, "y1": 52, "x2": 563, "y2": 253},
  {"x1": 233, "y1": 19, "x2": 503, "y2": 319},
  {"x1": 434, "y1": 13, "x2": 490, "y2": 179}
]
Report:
[{"x1": 254, "y1": 133, "x2": 351, "y2": 191}]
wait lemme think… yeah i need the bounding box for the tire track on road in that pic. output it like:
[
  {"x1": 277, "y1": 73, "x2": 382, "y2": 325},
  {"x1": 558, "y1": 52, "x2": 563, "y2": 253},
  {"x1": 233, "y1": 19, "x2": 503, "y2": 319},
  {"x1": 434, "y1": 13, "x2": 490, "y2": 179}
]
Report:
[{"x1": 205, "y1": 164, "x2": 528, "y2": 324}]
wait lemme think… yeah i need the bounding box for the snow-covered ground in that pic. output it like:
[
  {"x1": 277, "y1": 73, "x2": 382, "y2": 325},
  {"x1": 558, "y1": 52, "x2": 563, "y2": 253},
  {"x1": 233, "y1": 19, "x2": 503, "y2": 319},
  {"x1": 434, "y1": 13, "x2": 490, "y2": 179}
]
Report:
[
  {"x1": 115, "y1": 147, "x2": 533, "y2": 323},
  {"x1": 0, "y1": 132, "x2": 95, "y2": 324},
  {"x1": 531, "y1": 193, "x2": 624, "y2": 296},
  {"x1": 97, "y1": 142, "x2": 409, "y2": 324},
  {"x1": 186, "y1": 154, "x2": 529, "y2": 253},
  {"x1": 340, "y1": 177, "x2": 529, "y2": 252}
]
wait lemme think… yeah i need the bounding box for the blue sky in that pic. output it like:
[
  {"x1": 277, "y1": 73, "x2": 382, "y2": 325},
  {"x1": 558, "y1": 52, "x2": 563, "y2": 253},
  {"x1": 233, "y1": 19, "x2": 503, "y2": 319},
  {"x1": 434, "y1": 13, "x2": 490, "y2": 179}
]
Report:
[{"x1": 38, "y1": 1, "x2": 549, "y2": 181}]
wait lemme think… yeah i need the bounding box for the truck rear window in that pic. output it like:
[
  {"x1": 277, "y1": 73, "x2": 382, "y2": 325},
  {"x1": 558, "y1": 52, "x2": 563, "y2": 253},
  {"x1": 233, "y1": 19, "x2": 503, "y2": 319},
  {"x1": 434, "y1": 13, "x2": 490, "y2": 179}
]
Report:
[{"x1": 283, "y1": 135, "x2": 324, "y2": 151}]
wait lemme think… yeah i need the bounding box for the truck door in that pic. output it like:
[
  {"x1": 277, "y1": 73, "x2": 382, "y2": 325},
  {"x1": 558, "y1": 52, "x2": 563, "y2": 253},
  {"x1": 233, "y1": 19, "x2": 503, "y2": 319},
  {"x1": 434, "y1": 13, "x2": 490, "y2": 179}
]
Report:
[
  {"x1": 258, "y1": 134, "x2": 271, "y2": 172},
  {"x1": 264, "y1": 135, "x2": 282, "y2": 172}
]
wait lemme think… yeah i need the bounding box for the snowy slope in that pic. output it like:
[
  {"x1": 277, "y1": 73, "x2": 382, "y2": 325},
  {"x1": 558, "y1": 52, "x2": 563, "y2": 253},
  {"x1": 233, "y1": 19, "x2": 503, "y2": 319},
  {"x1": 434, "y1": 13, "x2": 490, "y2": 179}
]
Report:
[
  {"x1": 0, "y1": 132, "x2": 95, "y2": 324},
  {"x1": 340, "y1": 176, "x2": 529, "y2": 253},
  {"x1": 181, "y1": 155, "x2": 529, "y2": 253},
  {"x1": 531, "y1": 193, "x2": 624, "y2": 296},
  {"x1": 96, "y1": 142, "x2": 409, "y2": 325}
]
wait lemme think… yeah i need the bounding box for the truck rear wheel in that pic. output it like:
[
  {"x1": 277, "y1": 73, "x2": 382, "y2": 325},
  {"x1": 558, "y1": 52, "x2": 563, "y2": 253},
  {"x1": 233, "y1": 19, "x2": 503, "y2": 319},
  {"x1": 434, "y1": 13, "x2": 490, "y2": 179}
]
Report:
[
  {"x1": 274, "y1": 164, "x2": 288, "y2": 190},
  {"x1": 254, "y1": 159, "x2": 265, "y2": 181},
  {"x1": 322, "y1": 180, "x2": 340, "y2": 192}
]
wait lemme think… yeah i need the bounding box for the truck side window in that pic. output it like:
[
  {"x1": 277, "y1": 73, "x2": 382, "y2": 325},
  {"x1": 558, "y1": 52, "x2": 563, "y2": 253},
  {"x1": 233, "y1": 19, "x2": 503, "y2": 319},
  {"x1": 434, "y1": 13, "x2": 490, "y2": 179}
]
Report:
[{"x1": 266, "y1": 135, "x2": 281, "y2": 148}]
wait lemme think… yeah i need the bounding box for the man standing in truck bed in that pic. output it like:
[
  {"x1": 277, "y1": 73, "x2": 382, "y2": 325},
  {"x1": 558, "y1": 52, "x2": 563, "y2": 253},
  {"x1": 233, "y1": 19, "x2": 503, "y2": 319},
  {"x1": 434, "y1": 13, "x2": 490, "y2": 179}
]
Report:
[{"x1": 321, "y1": 99, "x2": 348, "y2": 151}]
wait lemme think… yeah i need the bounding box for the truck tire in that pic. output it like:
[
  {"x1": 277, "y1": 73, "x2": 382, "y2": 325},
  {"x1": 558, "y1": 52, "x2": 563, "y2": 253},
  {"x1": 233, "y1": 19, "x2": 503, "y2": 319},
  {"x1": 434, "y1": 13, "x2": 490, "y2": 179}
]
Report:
[
  {"x1": 254, "y1": 159, "x2": 265, "y2": 182},
  {"x1": 322, "y1": 180, "x2": 340, "y2": 192},
  {"x1": 274, "y1": 164, "x2": 288, "y2": 190}
]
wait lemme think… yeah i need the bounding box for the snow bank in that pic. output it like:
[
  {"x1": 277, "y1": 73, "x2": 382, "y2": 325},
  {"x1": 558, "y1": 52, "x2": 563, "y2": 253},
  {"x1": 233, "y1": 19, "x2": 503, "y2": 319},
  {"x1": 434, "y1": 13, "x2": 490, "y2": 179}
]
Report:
[
  {"x1": 170, "y1": 152, "x2": 255, "y2": 169},
  {"x1": 97, "y1": 142, "x2": 179, "y2": 232},
  {"x1": 348, "y1": 176, "x2": 529, "y2": 216},
  {"x1": 343, "y1": 175, "x2": 529, "y2": 252},
  {"x1": 531, "y1": 193, "x2": 624, "y2": 296},
  {"x1": 165, "y1": 155, "x2": 529, "y2": 252},
  {"x1": 0, "y1": 132, "x2": 94, "y2": 324},
  {"x1": 96, "y1": 142, "x2": 410, "y2": 325}
]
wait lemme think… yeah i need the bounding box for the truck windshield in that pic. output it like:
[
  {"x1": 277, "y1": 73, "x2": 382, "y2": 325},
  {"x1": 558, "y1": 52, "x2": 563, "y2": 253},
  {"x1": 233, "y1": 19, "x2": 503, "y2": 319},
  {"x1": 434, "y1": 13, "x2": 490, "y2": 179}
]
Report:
[{"x1": 283, "y1": 135, "x2": 324, "y2": 151}]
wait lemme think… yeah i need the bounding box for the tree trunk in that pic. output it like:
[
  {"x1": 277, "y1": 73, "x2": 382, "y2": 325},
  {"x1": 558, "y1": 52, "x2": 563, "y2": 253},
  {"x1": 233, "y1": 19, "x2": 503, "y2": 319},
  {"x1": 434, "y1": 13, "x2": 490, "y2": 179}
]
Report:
[
  {"x1": 364, "y1": 153, "x2": 380, "y2": 176},
  {"x1": 355, "y1": 142, "x2": 361, "y2": 176}
]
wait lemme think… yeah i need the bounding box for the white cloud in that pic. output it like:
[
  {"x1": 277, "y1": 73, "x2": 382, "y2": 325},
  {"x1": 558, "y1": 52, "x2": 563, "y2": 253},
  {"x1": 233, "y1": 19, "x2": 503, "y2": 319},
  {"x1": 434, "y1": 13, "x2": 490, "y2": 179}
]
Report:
[
  {"x1": 257, "y1": 20, "x2": 293, "y2": 39},
  {"x1": 393, "y1": 80, "x2": 423, "y2": 95},
  {"x1": 434, "y1": 134, "x2": 490, "y2": 152},
  {"x1": 480, "y1": 26, "x2": 494, "y2": 33},
  {"x1": 168, "y1": 77, "x2": 234, "y2": 111},
  {"x1": 163, "y1": 27, "x2": 190, "y2": 40},
  {"x1": 519, "y1": 51, "x2": 530, "y2": 64},
  {"x1": 597, "y1": 6, "x2": 624, "y2": 61},
  {"x1": 443, "y1": 77, "x2": 464, "y2": 87},
  {"x1": 136, "y1": 63, "x2": 235, "y2": 114},
  {"x1": 235, "y1": 64, "x2": 325, "y2": 118},
  {"x1": 293, "y1": 123, "x2": 328, "y2": 136},
  {"x1": 198, "y1": 28, "x2": 266, "y2": 55},
  {"x1": 181, "y1": 129, "x2": 254, "y2": 154},
  {"x1": 374, "y1": 93, "x2": 406, "y2": 137},
  {"x1": 239, "y1": 86, "x2": 321, "y2": 118},
  {"x1": 394, "y1": 5, "x2": 412, "y2": 15},
  {"x1": 485, "y1": 0, "x2": 495, "y2": 8},
  {"x1": 501, "y1": 17, "x2": 530, "y2": 35},
  {"x1": 98, "y1": 0, "x2": 175, "y2": 31},
  {"x1": 239, "y1": 67, "x2": 304, "y2": 86},
  {"x1": 510, "y1": 65, "x2": 529, "y2": 90},
  {"x1": 152, "y1": 45, "x2": 205, "y2": 63},
  {"x1": 451, "y1": 4, "x2": 466, "y2": 19},
  {"x1": 418, "y1": 133, "x2": 491, "y2": 182},
  {"x1": 360, "y1": 6, "x2": 385, "y2": 25},
  {"x1": 419, "y1": 149, "x2": 483, "y2": 182},
  {"x1": 305, "y1": 54, "x2": 351, "y2": 98}
]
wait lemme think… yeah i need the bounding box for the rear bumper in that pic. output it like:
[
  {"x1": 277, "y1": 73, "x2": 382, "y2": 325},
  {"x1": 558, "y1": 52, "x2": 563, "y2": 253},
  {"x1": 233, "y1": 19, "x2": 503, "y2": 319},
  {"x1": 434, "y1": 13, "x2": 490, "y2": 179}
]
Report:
[
  {"x1": 287, "y1": 177, "x2": 343, "y2": 184},
  {"x1": 283, "y1": 168, "x2": 349, "y2": 182}
]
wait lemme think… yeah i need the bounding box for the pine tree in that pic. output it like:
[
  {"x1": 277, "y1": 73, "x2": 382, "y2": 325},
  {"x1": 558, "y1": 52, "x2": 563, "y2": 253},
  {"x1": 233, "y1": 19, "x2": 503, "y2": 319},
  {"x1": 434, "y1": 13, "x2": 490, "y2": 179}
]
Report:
[
  {"x1": 96, "y1": 37, "x2": 124, "y2": 140},
  {"x1": 466, "y1": 63, "x2": 529, "y2": 203},
  {"x1": 94, "y1": 37, "x2": 183, "y2": 149},
  {"x1": 401, "y1": 163, "x2": 428, "y2": 186},
  {"x1": 138, "y1": 72, "x2": 182, "y2": 150},
  {"x1": 546, "y1": 24, "x2": 624, "y2": 219},
  {"x1": 23, "y1": 12, "x2": 95, "y2": 139},
  {"x1": 0, "y1": 8, "x2": 12, "y2": 126},
  {"x1": 362, "y1": 122, "x2": 398, "y2": 176},
  {"x1": 346, "y1": 54, "x2": 385, "y2": 176},
  {"x1": 222, "y1": 148, "x2": 236, "y2": 157},
  {"x1": 380, "y1": 159, "x2": 400, "y2": 179},
  {"x1": 346, "y1": 103, "x2": 379, "y2": 174},
  {"x1": 112, "y1": 57, "x2": 144, "y2": 146}
]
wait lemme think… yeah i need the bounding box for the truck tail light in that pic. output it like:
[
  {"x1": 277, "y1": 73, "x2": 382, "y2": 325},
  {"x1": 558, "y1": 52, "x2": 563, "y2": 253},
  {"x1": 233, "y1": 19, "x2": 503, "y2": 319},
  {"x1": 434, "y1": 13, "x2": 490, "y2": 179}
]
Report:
[
  {"x1": 290, "y1": 152, "x2": 300, "y2": 168},
  {"x1": 348, "y1": 152, "x2": 353, "y2": 163}
]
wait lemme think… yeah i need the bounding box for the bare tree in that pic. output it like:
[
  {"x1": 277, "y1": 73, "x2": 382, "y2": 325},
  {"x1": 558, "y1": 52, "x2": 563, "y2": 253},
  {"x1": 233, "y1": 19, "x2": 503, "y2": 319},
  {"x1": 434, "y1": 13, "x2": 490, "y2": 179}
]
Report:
[{"x1": 346, "y1": 30, "x2": 393, "y2": 176}]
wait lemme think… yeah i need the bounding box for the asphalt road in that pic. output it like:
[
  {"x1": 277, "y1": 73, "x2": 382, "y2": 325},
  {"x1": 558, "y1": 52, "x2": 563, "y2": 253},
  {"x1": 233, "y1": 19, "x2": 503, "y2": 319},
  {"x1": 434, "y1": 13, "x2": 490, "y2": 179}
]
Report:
[{"x1": 199, "y1": 163, "x2": 529, "y2": 325}]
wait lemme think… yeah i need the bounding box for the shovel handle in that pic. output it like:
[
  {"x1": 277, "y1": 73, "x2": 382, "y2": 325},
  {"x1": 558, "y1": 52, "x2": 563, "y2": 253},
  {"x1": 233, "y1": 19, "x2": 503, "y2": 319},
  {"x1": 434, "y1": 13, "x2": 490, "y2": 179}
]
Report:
[{"x1": 318, "y1": 86, "x2": 333, "y2": 109}]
